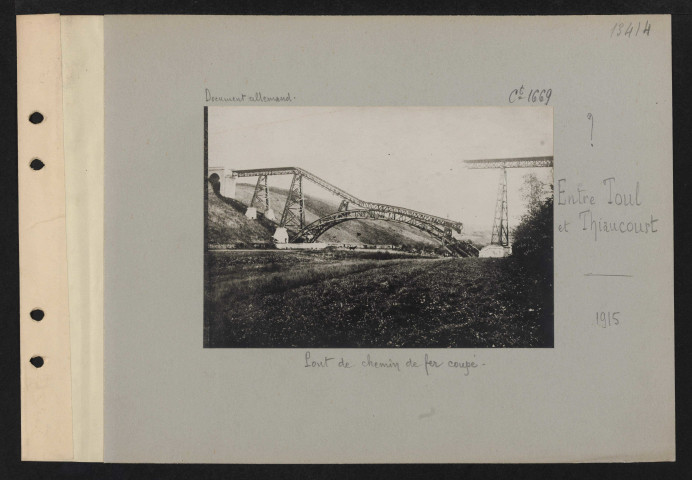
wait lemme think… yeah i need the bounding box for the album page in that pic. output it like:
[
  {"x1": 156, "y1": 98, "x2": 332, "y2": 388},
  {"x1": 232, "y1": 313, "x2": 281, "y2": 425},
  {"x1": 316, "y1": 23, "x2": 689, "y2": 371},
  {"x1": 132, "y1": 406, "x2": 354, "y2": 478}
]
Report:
[{"x1": 18, "y1": 14, "x2": 675, "y2": 463}]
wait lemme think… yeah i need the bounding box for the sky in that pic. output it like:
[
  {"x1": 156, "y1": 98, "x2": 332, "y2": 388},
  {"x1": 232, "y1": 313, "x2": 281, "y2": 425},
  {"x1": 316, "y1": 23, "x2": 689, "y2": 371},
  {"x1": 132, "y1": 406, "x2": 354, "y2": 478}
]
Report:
[{"x1": 208, "y1": 106, "x2": 553, "y2": 232}]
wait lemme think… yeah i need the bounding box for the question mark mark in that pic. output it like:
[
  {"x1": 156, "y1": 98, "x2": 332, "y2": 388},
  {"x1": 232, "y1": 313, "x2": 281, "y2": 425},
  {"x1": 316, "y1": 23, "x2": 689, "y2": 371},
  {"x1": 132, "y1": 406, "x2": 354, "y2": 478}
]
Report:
[{"x1": 587, "y1": 113, "x2": 594, "y2": 147}]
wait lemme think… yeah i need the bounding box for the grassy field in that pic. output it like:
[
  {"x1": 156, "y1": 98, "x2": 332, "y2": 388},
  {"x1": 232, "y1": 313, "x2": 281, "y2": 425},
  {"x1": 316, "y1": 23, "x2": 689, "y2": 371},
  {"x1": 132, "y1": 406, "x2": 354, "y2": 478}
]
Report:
[{"x1": 204, "y1": 250, "x2": 552, "y2": 348}]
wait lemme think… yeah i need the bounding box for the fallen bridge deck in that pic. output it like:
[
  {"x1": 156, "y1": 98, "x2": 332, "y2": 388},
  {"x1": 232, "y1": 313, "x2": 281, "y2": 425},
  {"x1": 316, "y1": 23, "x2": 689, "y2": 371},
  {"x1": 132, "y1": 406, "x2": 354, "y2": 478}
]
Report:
[{"x1": 232, "y1": 167, "x2": 463, "y2": 233}]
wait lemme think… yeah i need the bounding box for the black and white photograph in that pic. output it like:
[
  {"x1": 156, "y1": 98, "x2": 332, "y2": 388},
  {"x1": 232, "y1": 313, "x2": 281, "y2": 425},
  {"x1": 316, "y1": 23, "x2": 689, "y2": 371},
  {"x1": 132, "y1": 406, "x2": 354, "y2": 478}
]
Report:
[{"x1": 204, "y1": 106, "x2": 553, "y2": 348}]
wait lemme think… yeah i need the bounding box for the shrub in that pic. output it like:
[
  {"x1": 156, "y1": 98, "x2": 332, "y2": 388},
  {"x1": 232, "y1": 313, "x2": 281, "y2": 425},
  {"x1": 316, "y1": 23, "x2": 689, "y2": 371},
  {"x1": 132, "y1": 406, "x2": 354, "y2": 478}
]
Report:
[{"x1": 512, "y1": 195, "x2": 553, "y2": 270}]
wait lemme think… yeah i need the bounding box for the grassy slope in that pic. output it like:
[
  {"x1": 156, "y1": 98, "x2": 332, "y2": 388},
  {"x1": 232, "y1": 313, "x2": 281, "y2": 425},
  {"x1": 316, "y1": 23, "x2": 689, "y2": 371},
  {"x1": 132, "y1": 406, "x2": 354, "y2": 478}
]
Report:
[
  {"x1": 205, "y1": 253, "x2": 553, "y2": 348},
  {"x1": 207, "y1": 183, "x2": 274, "y2": 244}
]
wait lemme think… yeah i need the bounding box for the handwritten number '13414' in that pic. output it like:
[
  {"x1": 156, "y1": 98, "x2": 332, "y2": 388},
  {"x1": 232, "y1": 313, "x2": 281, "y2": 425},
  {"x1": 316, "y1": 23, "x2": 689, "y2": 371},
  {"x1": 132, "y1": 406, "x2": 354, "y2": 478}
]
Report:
[{"x1": 611, "y1": 21, "x2": 651, "y2": 38}]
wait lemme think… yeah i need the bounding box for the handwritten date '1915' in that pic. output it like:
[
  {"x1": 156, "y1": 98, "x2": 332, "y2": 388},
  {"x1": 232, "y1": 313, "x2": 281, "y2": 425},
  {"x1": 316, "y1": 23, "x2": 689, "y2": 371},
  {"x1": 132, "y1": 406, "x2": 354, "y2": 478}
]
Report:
[{"x1": 596, "y1": 311, "x2": 620, "y2": 328}]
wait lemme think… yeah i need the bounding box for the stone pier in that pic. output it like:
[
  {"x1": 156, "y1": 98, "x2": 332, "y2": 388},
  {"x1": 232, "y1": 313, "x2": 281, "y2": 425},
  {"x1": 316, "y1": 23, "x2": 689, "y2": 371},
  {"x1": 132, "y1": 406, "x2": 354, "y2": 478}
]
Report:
[{"x1": 224, "y1": 173, "x2": 236, "y2": 199}]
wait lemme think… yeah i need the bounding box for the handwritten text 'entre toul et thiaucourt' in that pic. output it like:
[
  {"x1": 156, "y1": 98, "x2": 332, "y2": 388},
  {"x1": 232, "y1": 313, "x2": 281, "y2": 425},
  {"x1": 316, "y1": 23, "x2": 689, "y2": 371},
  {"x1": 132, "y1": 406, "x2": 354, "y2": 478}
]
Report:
[{"x1": 556, "y1": 177, "x2": 659, "y2": 242}]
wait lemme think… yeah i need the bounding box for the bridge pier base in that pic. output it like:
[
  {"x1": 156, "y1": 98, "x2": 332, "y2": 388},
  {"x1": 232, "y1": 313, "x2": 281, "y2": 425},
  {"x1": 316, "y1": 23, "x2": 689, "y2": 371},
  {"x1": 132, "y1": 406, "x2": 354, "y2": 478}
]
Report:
[
  {"x1": 245, "y1": 207, "x2": 257, "y2": 219},
  {"x1": 273, "y1": 227, "x2": 289, "y2": 244},
  {"x1": 479, "y1": 245, "x2": 511, "y2": 258}
]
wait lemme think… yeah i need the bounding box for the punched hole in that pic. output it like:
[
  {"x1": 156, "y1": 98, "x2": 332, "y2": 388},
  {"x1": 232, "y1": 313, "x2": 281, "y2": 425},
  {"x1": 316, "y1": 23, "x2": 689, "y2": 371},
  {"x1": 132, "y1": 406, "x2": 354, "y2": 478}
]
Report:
[
  {"x1": 30, "y1": 356, "x2": 44, "y2": 368},
  {"x1": 29, "y1": 112, "x2": 44, "y2": 124},
  {"x1": 30, "y1": 309, "x2": 44, "y2": 321},
  {"x1": 30, "y1": 159, "x2": 45, "y2": 171}
]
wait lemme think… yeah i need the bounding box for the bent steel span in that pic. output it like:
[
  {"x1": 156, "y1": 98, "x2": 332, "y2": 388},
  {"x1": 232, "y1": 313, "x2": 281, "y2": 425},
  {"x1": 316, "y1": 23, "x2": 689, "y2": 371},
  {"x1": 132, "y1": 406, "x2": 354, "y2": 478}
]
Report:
[{"x1": 232, "y1": 167, "x2": 463, "y2": 233}]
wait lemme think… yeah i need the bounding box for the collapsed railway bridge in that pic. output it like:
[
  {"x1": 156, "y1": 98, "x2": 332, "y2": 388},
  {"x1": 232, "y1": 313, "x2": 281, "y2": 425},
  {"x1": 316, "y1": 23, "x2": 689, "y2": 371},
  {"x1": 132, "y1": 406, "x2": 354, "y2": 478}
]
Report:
[{"x1": 208, "y1": 166, "x2": 477, "y2": 257}]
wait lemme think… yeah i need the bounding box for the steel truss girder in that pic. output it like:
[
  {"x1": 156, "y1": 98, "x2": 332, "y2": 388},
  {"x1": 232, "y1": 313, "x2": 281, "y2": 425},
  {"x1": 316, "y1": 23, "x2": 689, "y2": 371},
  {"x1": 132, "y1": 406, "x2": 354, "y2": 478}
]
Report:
[
  {"x1": 294, "y1": 209, "x2": 445, "y2": 242},
  {"x1": 280, "y1": 173, "x2": 305, "y2": 229},
  {"x1": 250, "y1": 175, "x2": 270, "y2": 212},
  {"x1": 292, "y1": 209, "x2": 474, "y2": 257},
  {"x1": 232, "y1": 167, "x2": 462, "y2": 234},
  {"x1": 490, "y1": 168, "x2": 510, "y2": 246},
  {"x1": 465, "y1": 156, "x2": 552, "y2": 247}
]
